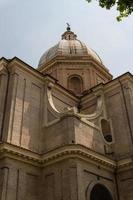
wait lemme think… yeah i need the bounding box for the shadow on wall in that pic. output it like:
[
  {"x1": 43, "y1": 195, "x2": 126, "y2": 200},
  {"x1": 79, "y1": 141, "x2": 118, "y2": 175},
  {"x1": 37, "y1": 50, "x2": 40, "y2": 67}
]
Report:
[{"x1": 3, "y1": 74, "x2": 44, "y2": 153}]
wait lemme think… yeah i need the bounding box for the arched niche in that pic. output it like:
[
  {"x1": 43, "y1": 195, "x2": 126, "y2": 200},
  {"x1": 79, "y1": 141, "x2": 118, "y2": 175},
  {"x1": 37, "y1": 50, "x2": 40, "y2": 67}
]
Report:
[
  {"x1": 101, "y1": 119, "x2": 112, "y2": 143},
  {"x1": 90, "y1": 183, "x2": 113, "y2": 200},
  {"x1": 68, "y1": 75, "x2": 83, "y2": 95}
]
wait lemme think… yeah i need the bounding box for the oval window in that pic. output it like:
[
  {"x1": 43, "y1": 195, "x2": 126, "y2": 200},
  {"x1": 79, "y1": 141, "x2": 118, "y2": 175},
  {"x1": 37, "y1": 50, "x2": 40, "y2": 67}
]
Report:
[{"x1": 101, "y1": 119, "x2": 112, "y2": 143}]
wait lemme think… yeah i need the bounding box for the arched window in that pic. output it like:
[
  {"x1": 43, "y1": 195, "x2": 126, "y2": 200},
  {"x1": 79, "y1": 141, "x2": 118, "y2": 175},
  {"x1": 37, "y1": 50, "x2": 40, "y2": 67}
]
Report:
[
  {"x1": 101, "y1": 119, "x2": 112, "y2": 143},
  {"x1": 90, "y1": 184, "x2": 113, "y2": 200},
  {"x1": 68, "y1": 75, "x2": 83, "y2": 95}
]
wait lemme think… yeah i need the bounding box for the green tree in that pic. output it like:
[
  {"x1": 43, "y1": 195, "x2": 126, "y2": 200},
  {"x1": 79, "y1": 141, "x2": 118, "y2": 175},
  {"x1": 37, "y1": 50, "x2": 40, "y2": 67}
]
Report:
[{"x1": 86, "y1": 0, "x2": 133, "y2": 20}]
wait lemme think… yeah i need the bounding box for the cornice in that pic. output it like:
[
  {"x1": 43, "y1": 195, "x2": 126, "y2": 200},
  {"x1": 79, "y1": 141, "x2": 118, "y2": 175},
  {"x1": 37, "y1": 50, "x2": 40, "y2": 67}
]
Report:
[
  {"x1": 80, "y1": 84, "x2": 104, "y2": 104},
  {"x1": 0, "y1": 142, "x2": 115, "y2": 170},
  {"x1": 81, "y1": 72, "x2": 133, "y2": 102},
  {"x1": 38, "y1": 56, "x2": 112, "y2": 78},
  {"x1": 0, "y1": 57, "x2": 9, "y2": 65},
  {"x1": 0, "y1": 142, "x2": 42, "y2": 167},
  {"x1": 117, "y1": 157, "x2": 133, "y2": 172},
  {"x1": 42, "y1": 145, "x2": 116, "y2": 171},
  {"x1": 7, "y1": 58, "x2": 44, "y2": 81},
  {"x1": 0, "y1": 143, "x2": 133, "y2": 172},
  {"x1": 54, "y1": 82, "x2": 79, "y2": 101},
  {"x1": 1, "y1": 57, "x2": 77, "y2": 101},
  {"x1": 104, "y1": 72, "x2": 133, "y2": 92},
  {"x1": 0, "y1": 58, "x2": 9, "y2": 74}
]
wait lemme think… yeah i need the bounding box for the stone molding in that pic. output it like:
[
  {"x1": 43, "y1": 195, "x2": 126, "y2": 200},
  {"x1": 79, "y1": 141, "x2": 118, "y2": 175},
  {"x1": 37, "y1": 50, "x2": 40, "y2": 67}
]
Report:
[
  {"x1": 0, "y1": 142, "x2": 115, "y2": 169},
  {"x1": 117, "y1": 157, "x2": 133, "y2": 171},
  {"x1": 42, "y1": 58, "x2": 110, "y2": 75},
  {"x1": 0, "y1": 143, "x2": 133, "y2": 171}
]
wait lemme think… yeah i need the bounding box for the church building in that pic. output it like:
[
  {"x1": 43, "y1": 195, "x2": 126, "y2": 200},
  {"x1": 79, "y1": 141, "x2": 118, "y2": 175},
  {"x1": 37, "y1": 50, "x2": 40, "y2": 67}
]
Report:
[{"x1": 0, "y1": 26, "x2": 133, "y2": 200}]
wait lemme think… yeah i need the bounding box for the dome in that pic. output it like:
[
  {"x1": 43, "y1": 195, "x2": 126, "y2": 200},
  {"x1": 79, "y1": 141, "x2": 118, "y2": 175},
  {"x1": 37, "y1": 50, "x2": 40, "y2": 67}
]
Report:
[{"x1": 38, "y1": 26, "x2": 102, "y2": 67}]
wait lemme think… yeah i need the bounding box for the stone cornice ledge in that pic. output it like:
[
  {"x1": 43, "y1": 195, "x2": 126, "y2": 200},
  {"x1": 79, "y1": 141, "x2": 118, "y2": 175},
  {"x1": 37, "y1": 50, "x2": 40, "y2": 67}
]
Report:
[
  {"x1": 1, "y1": 143, "x2": 133, "y2": 171},
  {"x1": 42, "y1": 145, "x2": 116, "y2": 170},
  {"x1": 0, "y1": 142, "x2": 41, "y2": 167},
  {"x1": 117, "y1": 157, "x2": 133, "y2": 172},
  {"x1": 0, "y1": 142, "x2": 116, "y2": 170}
]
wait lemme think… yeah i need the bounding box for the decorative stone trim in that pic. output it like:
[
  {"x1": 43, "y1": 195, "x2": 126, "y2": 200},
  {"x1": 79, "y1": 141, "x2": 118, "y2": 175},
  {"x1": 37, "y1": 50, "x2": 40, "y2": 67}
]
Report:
[
  {"x1": 0, "y1": 143, "x2": 133, "y2": 171},
  {"x1": 0, "y1": 142, "x2": 42, "y2": 166},
  {"x1": 42, "y1": 146, "x2": 116, "y2": 170},
  {"x1": 117, "y1": 157, "x2": 133, "y2": 171},
  {"x1": 0, "y1": 142, "x2": 116, "y2": 170}
]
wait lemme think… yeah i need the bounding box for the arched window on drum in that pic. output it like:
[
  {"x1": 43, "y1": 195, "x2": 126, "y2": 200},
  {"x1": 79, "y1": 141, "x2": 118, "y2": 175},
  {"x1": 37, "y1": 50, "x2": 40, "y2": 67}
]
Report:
[{"x1": 68, "y1": 75, "x2": 83, "y2": 95}]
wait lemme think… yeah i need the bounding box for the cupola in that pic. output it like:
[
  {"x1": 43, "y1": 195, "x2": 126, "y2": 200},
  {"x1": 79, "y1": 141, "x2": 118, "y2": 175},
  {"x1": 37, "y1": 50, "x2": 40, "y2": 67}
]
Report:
[{"x1": 38, "y1": 25, "x2": 112, "y2": 96}]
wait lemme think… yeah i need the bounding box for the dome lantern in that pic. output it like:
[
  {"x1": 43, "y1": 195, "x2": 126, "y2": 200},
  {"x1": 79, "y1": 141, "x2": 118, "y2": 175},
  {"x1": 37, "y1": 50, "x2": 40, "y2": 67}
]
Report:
[{"x1": 61, "y1": 23, "x2": 77, "y2": 40}]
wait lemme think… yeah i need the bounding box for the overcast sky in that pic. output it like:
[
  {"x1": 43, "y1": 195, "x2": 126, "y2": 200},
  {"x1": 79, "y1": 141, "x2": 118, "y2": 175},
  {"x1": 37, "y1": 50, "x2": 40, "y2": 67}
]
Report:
[{"x1": 0, "y1": 0, "x2": 133, "y2": 77}]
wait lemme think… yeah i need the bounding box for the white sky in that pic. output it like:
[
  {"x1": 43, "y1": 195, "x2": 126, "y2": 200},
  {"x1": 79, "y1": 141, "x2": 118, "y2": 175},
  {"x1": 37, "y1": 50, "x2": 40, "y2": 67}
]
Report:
[{"x1": 0, "y1": 0, "x2": 133, "y2": 77}]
